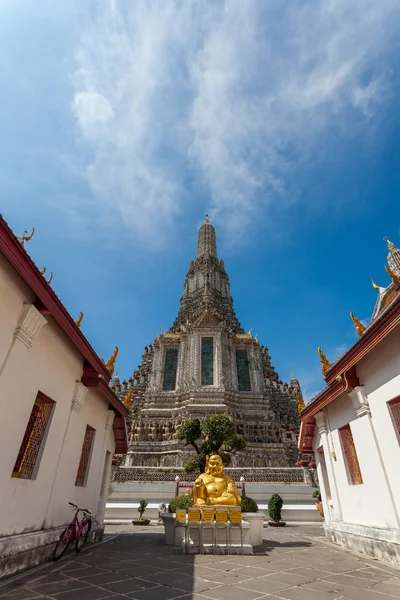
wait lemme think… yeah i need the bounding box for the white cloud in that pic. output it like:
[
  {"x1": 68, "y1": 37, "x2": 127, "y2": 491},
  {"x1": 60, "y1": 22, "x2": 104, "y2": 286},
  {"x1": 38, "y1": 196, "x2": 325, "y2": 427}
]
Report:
[{"x1": 70, "y1": 0, "x2": 400, "y2": 243}]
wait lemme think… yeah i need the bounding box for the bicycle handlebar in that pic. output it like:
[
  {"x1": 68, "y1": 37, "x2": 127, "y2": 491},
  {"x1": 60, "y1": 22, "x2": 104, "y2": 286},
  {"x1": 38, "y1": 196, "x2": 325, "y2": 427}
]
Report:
[{"x1": 68, "y1": 502, "x2": 91, "y2": 515}]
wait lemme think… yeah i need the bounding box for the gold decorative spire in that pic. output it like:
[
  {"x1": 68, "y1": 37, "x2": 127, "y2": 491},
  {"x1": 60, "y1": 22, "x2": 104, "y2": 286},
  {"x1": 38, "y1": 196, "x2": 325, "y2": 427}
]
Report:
[
  {"x1": 23, "y1": 227, "x2": 35, "y2": 242},
  {"x1": 123, "y1": 387, "x2": 133, "y2": 408},
  {"x1": 371, "y1": 277, "x2": 382, "y2": 290},
  {"x1": 384, "y1": 264, "x2": 399, "y2": 288},
  {"x1": 384, "y1": 236, "x2": 395, "y2": 250},
  {"x1": 75, "y1": 312, "x2": 84, "y2": 327},
  {"x1": 46, "y1": 272, "x2": 53, "y2": 284},
  {"x1": 318, "y1": 347, "x2": 331, "y2": 376},
  {"x1": 350, "y1": 312, "x2": 366, "y2": 338},
  {"x1": 296, "y1": 388, "x2": 305, "y2": 414},
  {"x1": 106, "y1": 346, "x2": 119, "y2": 375},
  {"x1": 17, "y1": 227, "x2": 35, "y2": 246},
  {"x1": 40, "y1": 266, "x2": 46, "y2": 275}
]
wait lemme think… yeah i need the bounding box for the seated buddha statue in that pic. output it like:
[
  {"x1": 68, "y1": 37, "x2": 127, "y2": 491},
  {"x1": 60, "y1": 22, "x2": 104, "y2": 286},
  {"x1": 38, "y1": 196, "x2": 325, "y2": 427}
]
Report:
[{"x1": 192, "y1": 454, "x2": 241, "y2": 506}]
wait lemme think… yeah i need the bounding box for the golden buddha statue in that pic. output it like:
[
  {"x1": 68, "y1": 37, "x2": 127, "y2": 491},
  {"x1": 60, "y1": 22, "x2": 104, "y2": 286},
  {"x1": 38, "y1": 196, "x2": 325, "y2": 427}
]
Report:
[{"x1": 192, "y1": 454, "x2": 241, "y2": 506}]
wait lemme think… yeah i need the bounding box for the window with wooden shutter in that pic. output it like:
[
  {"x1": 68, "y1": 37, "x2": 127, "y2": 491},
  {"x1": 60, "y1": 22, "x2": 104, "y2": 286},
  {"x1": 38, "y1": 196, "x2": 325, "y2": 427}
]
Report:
[
  {"x1": 12, "y1": 392, "x2": 55, "y2": 479},
  {"x1": 339, "y1": 425, "x2": 363, "y2": 485},
  {"x1": 388, "y1": 397, "x2": 400, "y2": 442},
  {"x1": 75, "y1": 426, "x2": 95, "y2": 486}
]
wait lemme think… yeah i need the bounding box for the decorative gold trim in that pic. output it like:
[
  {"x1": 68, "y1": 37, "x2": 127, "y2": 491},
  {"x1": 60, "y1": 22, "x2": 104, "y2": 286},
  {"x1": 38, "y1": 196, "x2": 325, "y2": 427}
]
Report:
[
  {"x1": 350, "y1": 312, "x2": 366, "y2": 338},
  {"x1": 106, "y1": 346, "x2": 119, "y2": 375},
  {"x1": 75, "y1": 312, "x2": 84, "y2": 327},
  {"x1": 318, "y1": 347, "x2": 331, "y2": 376}
]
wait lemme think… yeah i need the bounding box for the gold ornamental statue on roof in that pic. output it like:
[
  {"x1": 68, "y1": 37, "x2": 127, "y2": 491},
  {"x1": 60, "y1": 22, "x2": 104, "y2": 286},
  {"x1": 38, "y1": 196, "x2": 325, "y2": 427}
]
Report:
[{"x1": 192, "y1": 454, "x2": 241, "y2": 506}]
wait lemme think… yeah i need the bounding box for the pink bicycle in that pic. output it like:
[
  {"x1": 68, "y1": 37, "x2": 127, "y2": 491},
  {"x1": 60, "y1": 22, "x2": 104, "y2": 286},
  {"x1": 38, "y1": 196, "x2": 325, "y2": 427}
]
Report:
[{"x1": 52, "y1": 502, "x2": 92, "y2": 561}]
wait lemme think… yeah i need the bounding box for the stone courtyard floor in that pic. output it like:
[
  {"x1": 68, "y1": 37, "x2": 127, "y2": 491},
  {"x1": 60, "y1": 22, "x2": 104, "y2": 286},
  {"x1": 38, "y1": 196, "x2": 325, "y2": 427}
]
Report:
[{"x1": 1, "y1": 524, "x2": 400, "y2": 600}]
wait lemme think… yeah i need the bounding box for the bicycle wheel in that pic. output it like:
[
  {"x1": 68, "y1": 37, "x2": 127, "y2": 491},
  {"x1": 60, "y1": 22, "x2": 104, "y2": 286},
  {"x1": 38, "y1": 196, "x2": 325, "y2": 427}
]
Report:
[
  {"x1": 52, "y1": 524, "x2": 74, "y2": 561},
  {"x1": 75, "y1": 518, "x2": 92, "y2": 553}
]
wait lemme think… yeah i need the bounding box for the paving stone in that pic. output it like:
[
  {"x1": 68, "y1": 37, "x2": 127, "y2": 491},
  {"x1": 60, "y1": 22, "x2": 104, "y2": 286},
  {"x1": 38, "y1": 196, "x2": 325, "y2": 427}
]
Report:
[
  {"x1": 196, "y1": 584, "x2": 267, "y2": 600},
  {"x1": 197, "y1": 570, "x2": 253, "y2": 585},
  {"x1": 61, "y1": 567, "x2": 109, "y2": 579},
  {"x1": 100, "y1": 577, "x2": 158, "y2": 594},
  {"x1": 369, "y1": 578, "x2": 400, "y2": 597},
  {"x1": 29, "y1": 579, "x2": 90, "y2": 596},
  {"x1": 0, "y1": 590, "x2": 43, "y2": 600},
  {"x1": 228, "y1": 566, "x2": 278, "y2": 577},
  {"x1": 275, "y1": 587, "x2": 344, "y2": 599},
  {"x1": 322, "y1": 573, "x2": 381, "y2": 589},
  {"x1": 115, "y1": 565, "x2": 166, "y2": 577},
  {"x1": 262, "y1": 571, "x2": 317, "y2": 585},
  {"x1": 80, "y1": 572, "x2": 133, "y2": 585},
  {"x1": 301, "y1": 579, "x2": 348, "y2": 595},
  {"x1": 126, "y1": 587, "x2": 188, "y2": 600},
  {"x1": 52, "y1": 586, "x2": 117, "y2": 599},
  {"x1": 237, "y1": 576, "x2": 293, "y2": 593}
]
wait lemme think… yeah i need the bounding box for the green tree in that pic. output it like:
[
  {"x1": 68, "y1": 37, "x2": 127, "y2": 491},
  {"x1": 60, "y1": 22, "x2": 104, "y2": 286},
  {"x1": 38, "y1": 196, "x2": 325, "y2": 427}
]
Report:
[{"x1": 177, "y1": 414, "x2": 246, "y2": 473}]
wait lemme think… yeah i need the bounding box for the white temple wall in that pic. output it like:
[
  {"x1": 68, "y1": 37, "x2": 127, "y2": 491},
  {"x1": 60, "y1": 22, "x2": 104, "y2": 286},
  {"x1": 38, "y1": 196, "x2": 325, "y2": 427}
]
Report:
[
  {"x1": 0, "y1": 259, "x2": 116, "y2": 541},
  {"x1": 315, "y1": 393, "x2": 398, "y2": 530},
  {"x1": 356, "y1": 327, "x2": 400, "y2": 511}
]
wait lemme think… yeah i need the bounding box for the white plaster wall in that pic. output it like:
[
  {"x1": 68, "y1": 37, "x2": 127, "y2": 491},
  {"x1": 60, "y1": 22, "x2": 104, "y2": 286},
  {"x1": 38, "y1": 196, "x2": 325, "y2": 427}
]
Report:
[
  {"x1": 356, "y1": 327, "x2": 400, "y2": 520},
  {"x1": 0, "y1": 261, "x2": 116, "y2": 537},
  {"x1": 0, "y1": 254, "x2": 35, "y2": 372},
  {"x1": 314, "y1": 384, "x2": 399, "y2": 530}
]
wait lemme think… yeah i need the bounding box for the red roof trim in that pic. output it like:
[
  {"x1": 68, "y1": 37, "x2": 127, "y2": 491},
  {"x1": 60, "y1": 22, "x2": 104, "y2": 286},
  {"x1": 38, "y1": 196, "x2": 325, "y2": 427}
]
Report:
[
  {"x1": 0, "y1": 215, "x2": 128, "y2": 453},
  {"x1": 0, "y1": 215, "x2": 111, "y2": 379},
  {"x1": 325, "y1": 293, "x2": 400, "y2": 385}
]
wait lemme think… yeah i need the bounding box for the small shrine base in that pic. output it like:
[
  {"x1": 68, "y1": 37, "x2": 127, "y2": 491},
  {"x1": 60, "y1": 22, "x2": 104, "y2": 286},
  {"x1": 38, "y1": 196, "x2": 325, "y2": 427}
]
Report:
[{"x1": 162, "y1": 513, "x2": 265, "y2": 554}]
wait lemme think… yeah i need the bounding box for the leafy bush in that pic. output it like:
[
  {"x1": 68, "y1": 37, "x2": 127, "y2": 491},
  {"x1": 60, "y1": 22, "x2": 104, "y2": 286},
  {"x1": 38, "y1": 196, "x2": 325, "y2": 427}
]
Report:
[
  {"x1": 168, "y1": 495, "x2": 193, "y2": 513},
  {"x1": 137, "y1": 500, "x2": 148, "y2": 519},
  {"x1": 268, "y1": 494, "x2": 283, "y2": 522},
  {"x1": 312, "y1": 490, "x2": 320, "y2": 499},
  {"x1": 240, "y1": 496, "x2": 258, "y2": 513}
]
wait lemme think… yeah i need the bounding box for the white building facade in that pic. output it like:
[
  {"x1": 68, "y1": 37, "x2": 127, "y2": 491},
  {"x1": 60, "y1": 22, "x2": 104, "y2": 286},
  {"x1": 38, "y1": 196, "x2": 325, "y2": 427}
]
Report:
[
  {"x1": 0, "y1": 216, "x2": 128, "y2": 577},
  {"x1": 299, "y1": 240, "x2": 400, "y2": 565}
]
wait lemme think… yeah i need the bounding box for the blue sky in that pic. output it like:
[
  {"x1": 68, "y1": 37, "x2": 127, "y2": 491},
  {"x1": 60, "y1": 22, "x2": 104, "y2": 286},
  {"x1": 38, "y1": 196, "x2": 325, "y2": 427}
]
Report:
[{"x1": 1, "y1": 0, "x2": 400, "y2": 401}]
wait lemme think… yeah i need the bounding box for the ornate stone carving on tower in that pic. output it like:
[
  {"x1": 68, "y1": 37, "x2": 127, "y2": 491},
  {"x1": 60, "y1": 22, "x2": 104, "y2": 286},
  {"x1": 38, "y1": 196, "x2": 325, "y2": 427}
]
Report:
[{"x1": 111, "y1": 216, "x2": 300, "y2": 468}]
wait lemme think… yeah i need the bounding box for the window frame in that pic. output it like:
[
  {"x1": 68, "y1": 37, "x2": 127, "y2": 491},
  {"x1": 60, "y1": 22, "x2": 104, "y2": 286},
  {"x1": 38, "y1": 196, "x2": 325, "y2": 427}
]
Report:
[
  {"x1": 338, "y1": 424, "x2": 363, "y2": 486},
  {"x1": 75, "y1": 425, "x2": 96, "y2": 487},
  {"x1": 235, "y1": 348, "x2": 252, "y2": 392},
  {"x1": 162, "y1": 347, "x2": 179, "y2": 391},
  {"x1": 12, "y1": 391, "x2": 55, "y2": 480},
  {"x1": 201, "y1": 336, "x2": 214, "y2": 386},
  {"x1": 387, "y1": 396, "x2": 400, "y2": 444}
]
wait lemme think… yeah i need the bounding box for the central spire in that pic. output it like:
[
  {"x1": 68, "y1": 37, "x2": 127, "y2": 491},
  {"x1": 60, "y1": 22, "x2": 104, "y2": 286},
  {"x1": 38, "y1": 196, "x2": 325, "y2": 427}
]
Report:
[
  {"x1": 197, "y1": 214, "x2": 217, "y2": 259},
  {"x1": 170, "y1": 216, "x2": 243, "y2": 333}
]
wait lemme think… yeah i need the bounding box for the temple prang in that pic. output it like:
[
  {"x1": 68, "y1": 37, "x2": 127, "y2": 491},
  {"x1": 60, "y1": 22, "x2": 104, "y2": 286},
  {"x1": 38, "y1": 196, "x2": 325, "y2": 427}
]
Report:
[{"x1": 110, "y1": 216, "x2": 301, "y2": 468}]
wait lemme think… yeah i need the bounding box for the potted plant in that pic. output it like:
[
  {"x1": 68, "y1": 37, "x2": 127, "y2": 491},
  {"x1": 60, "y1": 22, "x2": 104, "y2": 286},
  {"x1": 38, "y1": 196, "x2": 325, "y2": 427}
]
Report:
[
  {"x1": 240, "y1": 496, "x2": 264, "y2": 546},
  {"x1": 312, "y1": 490, "x2": 324, "y2": 518},
  {"x1": 168, "y1": 495, "x2": 193, "y2": 513},
  {"x1": 268, "y1": 494, "x2": 286, "y2": 527},
  {"x1": 132, "y1": 500, "x2": 151, "y2": 525}
]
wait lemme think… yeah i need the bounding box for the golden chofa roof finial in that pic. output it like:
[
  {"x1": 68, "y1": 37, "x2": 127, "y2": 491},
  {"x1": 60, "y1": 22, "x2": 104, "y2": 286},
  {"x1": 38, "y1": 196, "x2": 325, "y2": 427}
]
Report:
[
  {"x1": 46, "y1": 272, "x2": 53, "y2": 285},
  {"x1": 384, "y1": 236, "x2": 395, "y2": 250},
  {"x1": 17, "y1": 227, "x2": 35, "y2": 246},
  {"x1": 384, "y1": 264, "x2": 400, "y2": 288},
  {"x1": 75, "y1": 312, "x2": 84, "y2": 327},
  {"x1": 106, "y1": 346, "x2": 119, "y2": 375},
  {"x1": 123, "y1": 387, "x2": 133, "y2": 409},
  {"x1": 296, "y1": 388, "x2": 305, "y2": 415},
  {"x1": 318, "y1": 347, "x2": 331, "y2": 376},
  {"x1": 40, "y1": 266, "x2": 46, "y2": 275},
  {"x1": 350, "y1": 312, "x2": 366, "y2": 338},
  {"x1": 371, "y1": 276, "x2": 382, "y2": 291}
]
